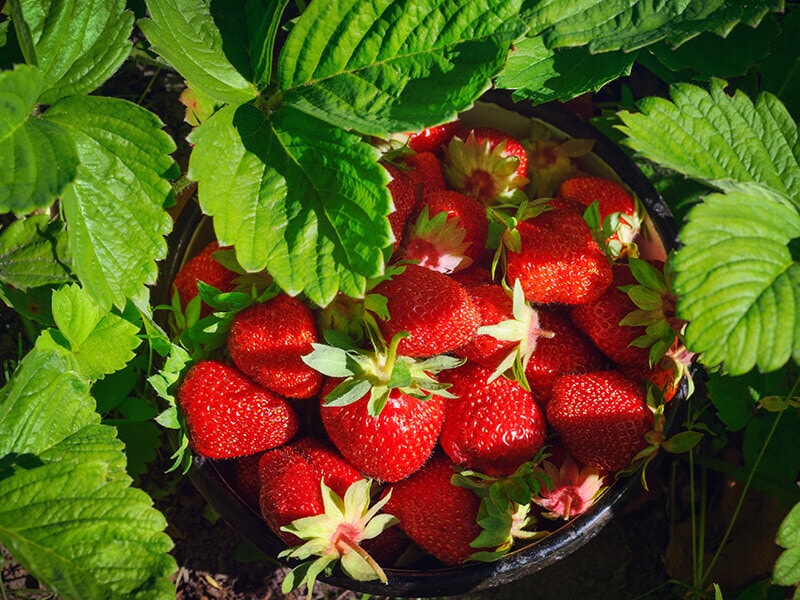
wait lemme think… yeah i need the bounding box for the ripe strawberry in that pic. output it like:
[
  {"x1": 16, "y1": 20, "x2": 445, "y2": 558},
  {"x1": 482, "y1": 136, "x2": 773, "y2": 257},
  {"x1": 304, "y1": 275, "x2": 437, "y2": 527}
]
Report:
[
  {"x1": 558, "y1": 176, "x2": 643, "y2": 257},
  {"x1": 228, "y1": 293, "x2": 323, "y2": 399},
  {"x1": 172, "y1": 241, "x2": 237, "y2": 316},
  {"x1": 400, "y1": 190, "x2": 488, "y2": 274},
  {"x1": 503, "y1": 208, "x2": 612, "y2": 305},
  {"x1": 451, "y1": 264, "x2": 494, "y2": 288},
  {"x1": 437, "y1": 362, "x2": 547, "y2": 476},
  {"x1": 570, "y1": 260, "x2": 673, "y2": 368},
  {"x1": 443, "y1": 127, "x2": 529, "y2": 203},
  {"x1": 547, "y1": 371, "x2": 652, "y2": 471},
  {"x1": 385, "y1": 152, "x2": 445, "y2": 249},
  {"x1": 384, "y1": 452, "x2": 485, "y2": 565},
  {"x1": 372, "y1": 263, "x2": 480, "y2": 357},
  {"x1": 320, "y1": 379, "x2": 445, "y2": 482},
  {"x1": 620, "y1": 343, "x2": 693, "y2": 402},
  {"x1": 258, "y1": 437, "x2": 362, "y2": 544},
  {"x1": 407, "y1": 120, "x2": 461, "y2": 155},
  {"x1": 176, "y1": 360, "x2": 299, "y2": 459},
  {"x1": 524, "y1": 308, "x2": 607, "y2": 402}
]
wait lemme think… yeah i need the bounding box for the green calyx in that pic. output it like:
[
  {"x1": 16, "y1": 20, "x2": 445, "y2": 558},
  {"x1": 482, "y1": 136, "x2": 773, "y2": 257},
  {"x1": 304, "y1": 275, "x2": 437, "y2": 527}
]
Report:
[
  {"x1": 279, "y1": 479, "x2": 398, "y2": 596},
  {"x1": 302, "y1": 331, "x2": 464, "y2": 416},
  {"x1": 403, "y1": 205, "x2": 474, "y2": 274}
]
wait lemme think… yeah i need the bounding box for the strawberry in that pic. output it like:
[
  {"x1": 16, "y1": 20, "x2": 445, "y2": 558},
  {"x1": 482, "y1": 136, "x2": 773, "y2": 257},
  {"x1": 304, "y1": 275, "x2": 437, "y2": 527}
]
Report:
[
  {"x1": 524, "y1": 135, "x2": 594, "y2": 198},
  {"x1": 372, "y1": 263, "x2": 481, "y2": 357},
  {"x1": 570, "y1": 259, "x2": 682, "y2": 369},
  {"x1": 228, "y1": 293, "x2": 323, "y2": 399},
  {"x1": 437, "y1": 362, "x2": 547, "y2": 476},
  {"x1": 620, "y1": 342, "x2": 693, "y2": 402},
  {"x1": 407, "y1": 120, "x2": 461, "y2": 155},
  {"x1": 524, "y1": 308, "x2": 607, "y2": 402},
  {"x1": 502, "y1": 207, "x2": 612, "y2": 305},
  {"x1": 558, "y1": 175, "x2": 643, "y2": 257},
  {"x1": 443, "y1": 127, "x2": 529, "y2": 204},
  {"x1": 546, "y1": 371, "x2": 652, "y2": 471},
  {"x1": 176, "y1": 360, "x2": 299, "y2": 459},
  {"x1": 172, "y1": 241, "x2": 237, "y2": 316},
  {"x1": 320, "y1": 379, "x2": 445, "y2": 482},
  {"x1": 532, "y1": 445, "x2": 607, "y2": 520},
  {"x1": 384, "y1": 452, "x2": 485, "y2": 565},
  {"x1": 257, "y1": 437, "x2": 362, "y2": 544},
  {"x1": 400, "y1": 190, "x2": 488, "y2": 274},
  {"x1": 384, "y1": 152, "x2": 445, "y2": 249},
  {"x1": 234, "y1": 451, "x2": 264, "y2": 510}
]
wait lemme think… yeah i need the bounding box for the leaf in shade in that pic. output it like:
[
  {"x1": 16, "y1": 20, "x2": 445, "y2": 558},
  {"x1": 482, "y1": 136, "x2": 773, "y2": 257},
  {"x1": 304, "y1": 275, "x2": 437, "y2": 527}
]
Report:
[{"x1": 0, "y1": 214, "x2": 72, "y2": 289}]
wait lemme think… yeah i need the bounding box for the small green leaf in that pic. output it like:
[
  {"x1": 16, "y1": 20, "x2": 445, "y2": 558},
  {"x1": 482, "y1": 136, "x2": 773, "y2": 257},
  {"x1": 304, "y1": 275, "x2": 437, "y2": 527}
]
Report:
[
  {"x1": 661, "y1": 430, "x2": 703, "y2": 453},
  {"x1": 777, "y1": 501, "x2": 800, "y2": 549},
  {"x1": 7, "y1": 0, "x2": 38, "y2": 66},
  {"x1": 301, "y1": 344, "x2": 360, "y2": 378},
  {"x1": 773, "y1": 546, "x2": 800, "y2": 586},
  {"x1": 0, "y1": 64, "x2": 78, "y2": 213},
  {"x1": 672, "y1": 185, "x2": 800, "y2": 374},
  {"x1": 323, "y1": 378, "x2": 372, "y2": 407},
  {"x1": 140, "y1": 0, "x2": 260, "y2": 105},
  {"x1": 44, "y1": 95, "x2": 177, "y2": 310},
  {"x1": 278, "y1": 0, "x2": 526, "y2": 136},
  {"x1": 497, "y1": 35, "x2": 636, "y2": 104},
  {"x1": 0, "y1": 214, "x2": 72, "y2": 289},
  {"x1": 188, "y1": 103, "x2": 391, "y2": 306},
  {"x1": 617, "y1": 80, "x2": 800, "y2": 207}
]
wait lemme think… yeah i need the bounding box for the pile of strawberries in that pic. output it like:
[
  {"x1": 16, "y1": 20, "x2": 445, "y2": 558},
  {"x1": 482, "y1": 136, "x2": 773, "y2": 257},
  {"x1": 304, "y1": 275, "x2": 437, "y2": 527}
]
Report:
[{"x1": 169, "y1": 114, "x2": 691, "y2": 592}]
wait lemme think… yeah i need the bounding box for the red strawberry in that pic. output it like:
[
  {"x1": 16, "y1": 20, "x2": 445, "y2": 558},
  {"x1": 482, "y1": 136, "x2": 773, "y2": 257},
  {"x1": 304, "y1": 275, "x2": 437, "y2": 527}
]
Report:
[
  {"x1": 558, "y1": 176, "x2": 643, "y2": 257},
  {"x1": 407, "y1": 120, "x2": 461, "y2": 155},
  {"x1": 524, "y1": 308, "x2": 607, "y2": 402},
  {"x1": 547, "y1": 371, "x2": 652, "y2": 471},
  {"x1": 385, "y1": 152, "x2": 446, "y2": 249},
  {"x1": 234, "y1": 451, "x2": 264, "y2": 510},
  {"x1": 258, "y1": 437, "x2": 363, "y2": 544},
  {"x1": 443, "y1": 127, "x2": 529, "y2": 203},
  {"x1": 176, "y1": 360, "x2": 299, "y2": 459},
  {"x1": 620, "y1": 343, "x2": 693, "y2": 402},
  {"x1": 454, "y1": 283, "x2": 518, "y2": 369},
  {"x1": 320, "y1": 379, "x2": 445, "y2": 482},
  {"x1": 503, "y1": 208, "x2": 612, "y2": 305},
  {"x1": 384, "y1": 452, "x2": 485, "y2": 565},
  {"x1": 569, "y1": 262, "x2": 650, "y2": 367},
  {"x1": 400, "y1": 190, "x2": 488, "y2": 274},
  {"x1": 437, "y1": 363, "x2": 546, "y2": 476},
  {"x1": 228, "y1": 293, "x2": 323, "y2": 399},
  {"x1": 172, "y1": 241, "x2": 237, "y2": 316},
  {"x1": 372, "y1": 263, "x2": 480, "y2": 357},
  {"x1": 451, "y1": 264, "x2": 494, "y2": 288}
]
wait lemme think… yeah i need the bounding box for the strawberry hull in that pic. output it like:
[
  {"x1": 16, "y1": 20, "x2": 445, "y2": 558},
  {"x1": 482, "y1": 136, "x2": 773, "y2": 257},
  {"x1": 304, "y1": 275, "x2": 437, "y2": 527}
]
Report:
[{"x1": 155, "y1": 90, "x2": 691, "y2": 597}]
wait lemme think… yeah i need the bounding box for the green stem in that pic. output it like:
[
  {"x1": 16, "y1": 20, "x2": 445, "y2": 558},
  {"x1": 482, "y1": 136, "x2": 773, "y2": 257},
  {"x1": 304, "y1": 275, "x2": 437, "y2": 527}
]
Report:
[
  {"x1": 136, "y1": 67, "x2": 162, "y2": 105},
  {"x1": 689, "y1": 445, "x2": 699, "y2": 592},
  {"x1": 128, "y1": 46, "x2": 175, "y2": 71},
  {"x1": 700, "y1": 408, "x2": 784, "y2": 586}
]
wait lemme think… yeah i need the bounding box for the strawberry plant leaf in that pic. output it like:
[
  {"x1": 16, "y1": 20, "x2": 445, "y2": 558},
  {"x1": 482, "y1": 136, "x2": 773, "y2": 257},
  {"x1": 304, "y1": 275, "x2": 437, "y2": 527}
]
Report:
[
  {"x1": 139, "y1": 0, "x2": 264, "y2": 105},
  {"x1": 497, "y1": 36, "x2": 636, "y2": 104},
  {"x1": 761, "y1": 8, "x2": 800, "y2": 122},
  {"x1": 0, "y1": 64, "x2": 78, "y2": 213},
  {"x1": 525, "y1": 0, "x2": 782, "y2": 53},
  {"x1": 11, "y1": 0, "x2": 133, "y2": 104},
  {"x1": 278, "y1": 0, "x2": 526, "y2": 137},
  {"x1": 617, "y1": 80, "x2": 800, "y2": 207},
  {"x1": 0, "y1": 214, "x2": 72, "y2": 289},
  {"x1": 188, "y1": 103, "x2": 390, "y2": 306},
  {"x1": 35, "y1": 284, "x2": 141, "y2": 380},
  {"x1": 671, "y1": 184, "x2": 800, "y2": 375},
  {"x1": 43, "y1": 95, "x2": 177, "y2": 310},
  {"x1": 6, "y1": 0, "x2": 38, "y2": 66}
]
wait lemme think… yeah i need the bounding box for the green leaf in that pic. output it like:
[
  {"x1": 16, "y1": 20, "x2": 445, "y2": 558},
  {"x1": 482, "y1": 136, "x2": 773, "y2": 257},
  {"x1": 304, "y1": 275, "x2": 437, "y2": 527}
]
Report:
[
  {"x1": 526, "y1": 0, "x2": 782, "y2": 53},
  {"x1": 36, "y1": 284, "x2": 141, "y2": 380},
  {"x1": 0, "y1": 452, "x2": 176, "y2": 600},
  {"x1": 672, "y1": 185, "x2": 800, "y2": 374},
  {"x1": 617, "y1": 80, "x2": 800, "y2": 207},
  {"x1": 0, "y1": 214, "x2": 71, "y2": 289},
  {"x1": 0, "y1": 64, "x2": 78, "y2": 213},
  {"x1": 777, "y1": 501, "x2": 800, "y2": 549},
  {"x1": 43, "y1": 95, "x2": 177, "y2": 310},
  {"x1": 497, "y1": 36, "x2": 636, "y2": 104},
  {"x1": 7, "y1": 0, "x2": 38, "y2": 66},
  {"x1": 0, "y1": 348, "x2": 97, "y2": 456},
  {"x1": 12, "y1": 0, "x2": 133, "y2": 104},
  {"x1": 188, "y1": 103, "x2": 390, "y2": 306},
  {"x1": 761, "y1": 8, "x2": 800, "y2": 122},
  {"x1": 644, "y1": 17, "x2": 778, "y2": 81},
  {"x1": 140, "y1": 0, "x2": 261, "y2": 105},
  {"x1": 278, "y1": 0, "x2": 526, "y2": 137}
]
